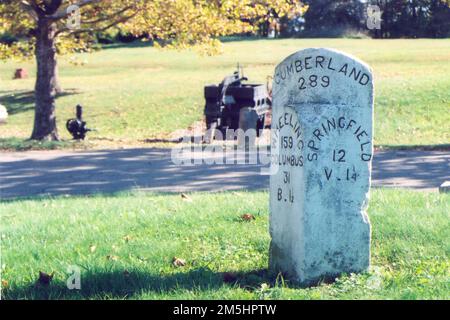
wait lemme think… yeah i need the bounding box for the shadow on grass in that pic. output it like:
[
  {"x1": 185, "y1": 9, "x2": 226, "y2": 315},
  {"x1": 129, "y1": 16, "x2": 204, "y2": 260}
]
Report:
[
  {"x1": 1, "y1": 146, "x2": 449, "y2": 200},
  {"x1": 100, "y1": 41, "x2": 154, "y2": 51},
  {"x1": 0, "y1": 89, "x2": 81, "y2": 115},
  {"x1": 98, "y1": 36, "x2": 276, "y2": 51},
  {"x1": 0, "y1": 137, "x2": 75, "y2": 152},
  {"x1": 375, "y1": 144, "x2": 450, "y2": 152},
  {"x1": 2, "y1": 268, "x2": 276, "y2": 300},
  {"x1": 219, "y1": 36, "x2": 270, "y2": 43}
]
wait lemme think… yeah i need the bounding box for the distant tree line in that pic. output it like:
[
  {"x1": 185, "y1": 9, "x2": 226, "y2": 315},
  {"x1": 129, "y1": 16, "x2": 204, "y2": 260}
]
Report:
[
  {"x1": 372, "y1": 0, "x2": 450, "y2": 38},
  {"x1": 280, "y1": 0, "x2": 450, "y2": 38},
  {"x1": 1, "y1": 1, "x2": 448, "y2": 47}
]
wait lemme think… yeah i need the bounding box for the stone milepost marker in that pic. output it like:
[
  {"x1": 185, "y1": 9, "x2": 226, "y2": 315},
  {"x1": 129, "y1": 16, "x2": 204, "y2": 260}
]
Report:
[{"x1": 269, "y1": 48, "x2": 373, "y2": 286}]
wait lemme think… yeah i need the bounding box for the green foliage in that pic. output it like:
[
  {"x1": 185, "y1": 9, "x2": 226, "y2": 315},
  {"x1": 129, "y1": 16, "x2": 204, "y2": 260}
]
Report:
[
  {"x1": 0, "y1": 189, "x2": 448, "y2": 299},
  {"x1": 0, "y1": 0, "x2": 304, "y2": 59}
]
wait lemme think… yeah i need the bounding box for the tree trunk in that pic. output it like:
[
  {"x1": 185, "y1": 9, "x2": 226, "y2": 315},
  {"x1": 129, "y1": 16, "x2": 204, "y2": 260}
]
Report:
[
  {"x1": 53, "y1": 59, "x2": 63, "y2": 94},
  {"x1": 31, "y1": 18, "x2": 60, "y2": 141}
]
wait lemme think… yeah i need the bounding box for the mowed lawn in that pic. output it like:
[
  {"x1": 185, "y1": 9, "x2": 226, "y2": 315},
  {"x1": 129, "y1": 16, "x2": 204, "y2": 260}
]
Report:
[
  {"x1": 1, "y1": 38, "x2": 449, "y2": 148},
  {"x1": 1, "y1": 189, "x2": 448, "y2": 300}
]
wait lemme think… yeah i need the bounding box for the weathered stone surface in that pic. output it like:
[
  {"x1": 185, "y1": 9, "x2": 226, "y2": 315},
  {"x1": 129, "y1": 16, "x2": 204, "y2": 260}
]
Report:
[
  {"x1": 0, "y1": 104, "x2": 8, "y2": 123},
  {"x1": 269, "y1": 48, "x2": 373, "y2": 286}
]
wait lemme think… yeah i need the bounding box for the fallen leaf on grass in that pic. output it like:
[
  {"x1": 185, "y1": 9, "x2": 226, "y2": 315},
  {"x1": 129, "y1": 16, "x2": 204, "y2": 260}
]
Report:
[
  {"x1": 106, "y1": 255, "x2": 119, "y2": 261},
  {"x1": 241, "y1": 213, "x2": 255, "y2": 221},
  {"x1": 89, "y1": 245, "x2": 97, "y2": 253},
  {"x1": 1, "y1": 279, "x2": 8, "y2": 289},
  {"x1": 172, "y1": 257, "x2": 186, "y2": 267},
  {"x1": 181, "y1": 193, "x2": 192, "y2": 202},
  {"x1": 37, "y1": 271, "x2": 54, "y2": 286},
  {"x1": 123, "y1": 235, "x2": 132, "y2": 242},
  {"x1": 136, "y1": 256, "x2": 148, "y2": 263}
]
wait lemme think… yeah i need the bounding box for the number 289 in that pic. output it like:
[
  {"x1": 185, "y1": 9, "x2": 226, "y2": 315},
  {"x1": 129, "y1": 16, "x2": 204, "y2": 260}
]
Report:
[{"x1": 298, "y1": 75, "x2": 330, "y2": 90}]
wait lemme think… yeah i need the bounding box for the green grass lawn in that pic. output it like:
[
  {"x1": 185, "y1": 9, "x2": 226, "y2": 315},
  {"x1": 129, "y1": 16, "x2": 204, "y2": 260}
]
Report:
[
  {"x1": 1, "y1": 189, "x2": 448, "y2": 300},
  {"x1": 0, "y1": 38, "x2": 449, "y2": 149}
]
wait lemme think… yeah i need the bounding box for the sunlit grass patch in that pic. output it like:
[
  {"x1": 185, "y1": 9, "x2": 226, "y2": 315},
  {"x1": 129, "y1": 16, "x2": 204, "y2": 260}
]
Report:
[{"x1": 1, "y1": 189, "x2": 448, "y2": 299}]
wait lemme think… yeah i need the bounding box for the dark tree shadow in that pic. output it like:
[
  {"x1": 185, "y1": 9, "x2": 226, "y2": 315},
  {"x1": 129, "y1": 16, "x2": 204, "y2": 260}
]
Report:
[
  {"x1": 0, "y1": 148, "x2": 272, "y2": 200},
  {"x1": 100, "y1": 41, "x2": 154, "y2": 51},
  {"x1": 0, "y1": 89, "x2": 81, "y2": 115},
  {"x1": 2, "y1": 268, "x2": 277, "y2": 300},
  {"x1": 376, "y1": 144, "x2": 450, "y2": 152},
  {"x1": 1, "y1": 148, "x2": 448, "y2": 200},
  {"x1": 98, "y1": 36, "x2": 274, "y2": 51},
  {"x1": 219, "y1": 36, "x2": 273, "y2": 43}
]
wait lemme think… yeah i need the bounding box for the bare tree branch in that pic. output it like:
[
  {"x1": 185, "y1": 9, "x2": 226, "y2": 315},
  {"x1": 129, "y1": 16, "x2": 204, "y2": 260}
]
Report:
[
  {"x1": 82, "y1": 5, "x2": 133, "y2": 24},
  {"x1": 55, "y1": 9, "x2": 139, "y2": 36},
  {"x1": 20, "y1": 0, "x2": 33, "y2": 9},
  {"x1": 45, "y1": 0, "x2": 63, "y2": 15},
  {"x1": 28, "y1": 0, "x2": 46, "y2": 16},
  {"x1": 50, "y1": 0, "x2": 104, "y2": 20},
  {"x1": 20, "y1": 0, "x2": 39, "y2": 20}
]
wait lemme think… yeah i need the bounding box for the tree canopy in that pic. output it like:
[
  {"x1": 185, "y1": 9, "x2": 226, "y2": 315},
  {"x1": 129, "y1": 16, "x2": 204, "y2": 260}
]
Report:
[{"x1": 0, "y1": 0, "x2": 306, "y2": 59}]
